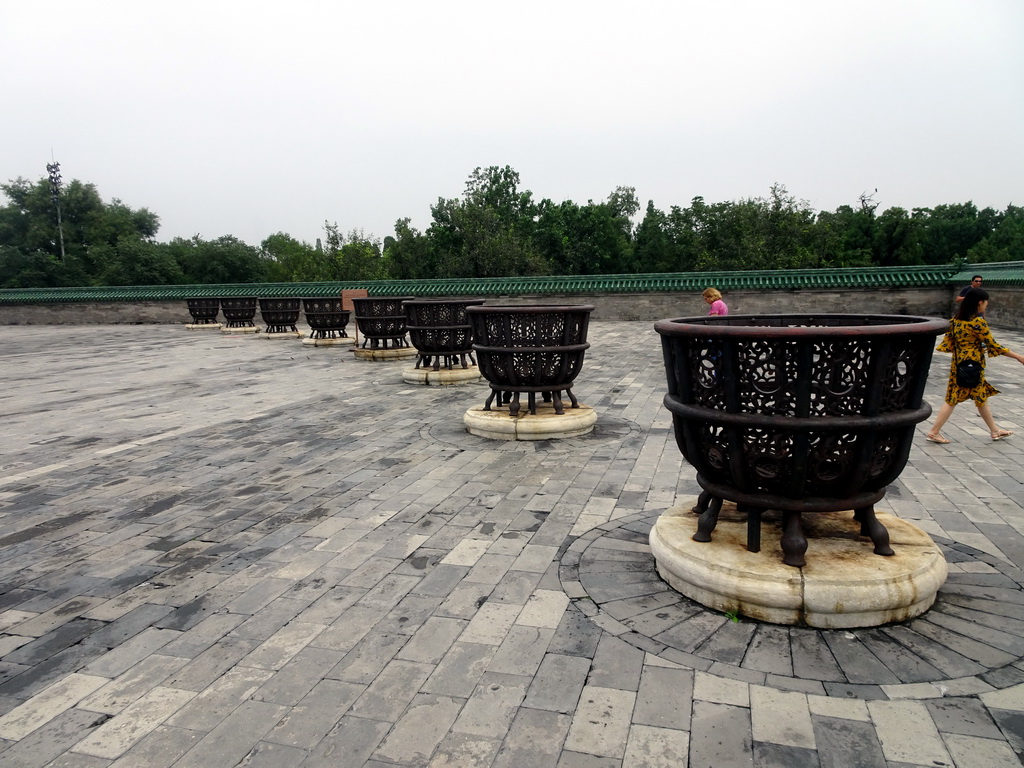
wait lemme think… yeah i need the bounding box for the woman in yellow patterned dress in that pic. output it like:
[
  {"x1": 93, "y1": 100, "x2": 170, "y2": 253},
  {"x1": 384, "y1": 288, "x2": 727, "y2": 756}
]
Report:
[{"x1": 926, "y1": 288, "x2": 1024, "y2": 444}]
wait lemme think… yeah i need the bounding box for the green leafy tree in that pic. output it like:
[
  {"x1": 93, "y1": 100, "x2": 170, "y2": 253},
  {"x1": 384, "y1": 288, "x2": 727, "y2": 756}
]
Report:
[
  {"x1": 95, "y1": 237, "x2": 185, "y2": 286},
  {"x1": 166, "y1": 235, "x2": 265, "y2": 284},
  {"x1": 383, "y1": 218, "x2": 436, "y2": 280},
  {"x1": 0, "y1": 175, "x2": 159, "y2": 287}
]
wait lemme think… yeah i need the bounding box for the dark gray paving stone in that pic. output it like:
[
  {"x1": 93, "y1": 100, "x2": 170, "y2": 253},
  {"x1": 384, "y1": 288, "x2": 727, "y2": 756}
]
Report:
[
  {"x1": 789, "y1": 631, "x2": 846, "y2": 683},
  {"x1": 811, "y1": 715, "x2": 886, "y2": 768},
  {"x1": 753, "y1": 741, "x2": 821, "y2": 768},
  {"x1": 697, "y1": 619, "x2": 757, "y2": 665},
  {"x1": 3, "y1": 618, "x2": 106, "y2": 665},
  {"x1": 0, "y1": 644, "x2": 107, "y2": 698},
  {"x1": 990, "y1": 708, "x2": 1024, "y2": 760},
  {"x1": 742, "y1": 625, "x2": 794, "y2": 677},
  {"x1": 925, "y1": 696, "x2": 1004, "y2": 739},
  {"x1": 857, "y1": 630, "x2": 943, "y2": 683},
  {"x1": 548, "y1": 607, "x2": 603, "y2": 658},
  {"x1": 879, "y1": 625, "x2": 987, "y2": 680},
  {"x1": 821, "y1": 633, "x2": 900, "y2": 685},
  {"x1": 654, "y1": 611, "x2": 729, "y2": 653}
]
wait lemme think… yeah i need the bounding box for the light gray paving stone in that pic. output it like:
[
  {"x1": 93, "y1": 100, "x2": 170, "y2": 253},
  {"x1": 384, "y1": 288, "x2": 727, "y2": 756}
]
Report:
[
  {"x1": 422, "y1": 641, "x2": 498, "y2": 698},
  {"x1": 688, "y1": 700, "x2": 754, "y2": 768},
  {"x1": 248, "y1": 646, "x2": 345, "y2": 706},
  {"x1": 621, "y1": 724, "x2": 689, "y2": 768},
  {"x1": 0, "y1": 707, "x2": 109, "y2": 768},
  {"x1": 78, "y1": 655, "x2": 189, "y2": 715},
  {"x1": 71, "y1": 685, "x2": 197, "y2": 760},
  {"x1": 427, "y1": 731, "x2": 502, "y2": 768},
  {"x1": 563, "y1": 684, "x2": 636, "y2": 759},
  {"x1": 451, "y1": 672, "x2": 530, "y2": 738},
  {"x1": 301, "y1": 715, "x2": 391, "y2": 768},
  {"x1": 487, "y1": 625, "x2": 555, "y2": 677},
  {"x1": 264, "y1": 679, "x2": 363, "y2": 749},
  {"x1": 371, "y1": 693, "x2": 465, "y2": 765},
  {"x1": 523, "y1": 653, "x2": 591, "y2": 714},
  {"x1": 866, "y1": 699, "x2": 952, "y2": 766},
  {"x1": 632, "y1": 664, "x2": 693, "y2": 730},
  {"x1": 349, "y1": 659, "x2": 433, "y2": 722},
  {"x1": 161, "y1": 699, "x2": 288, "y2": 768},
  {"x1": 491, "y1": 707, "x2": 572, "y2": 768},
  {"x1": 101, "y1": 725, "x2": 198, "y2": 767},
  {"x1": 164, "y1": 665, "x2": 274, "y2": 731}
]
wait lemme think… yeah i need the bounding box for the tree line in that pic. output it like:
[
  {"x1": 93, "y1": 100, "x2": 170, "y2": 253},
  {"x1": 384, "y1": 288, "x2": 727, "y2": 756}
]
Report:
[{"x1": 2, "y1": 166, "x2": 1022, "y2": 289}]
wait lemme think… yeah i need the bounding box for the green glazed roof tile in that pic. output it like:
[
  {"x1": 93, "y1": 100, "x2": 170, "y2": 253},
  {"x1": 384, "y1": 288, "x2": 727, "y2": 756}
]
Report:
[{"x1": 0, "y1": 263, "x2": 996, "y2": 305}]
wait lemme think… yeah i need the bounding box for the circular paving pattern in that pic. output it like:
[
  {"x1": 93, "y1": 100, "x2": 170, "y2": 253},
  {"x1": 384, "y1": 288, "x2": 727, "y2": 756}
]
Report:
[{"x1": 560, "y1": 509, "x2": 1024, "y2": 699}]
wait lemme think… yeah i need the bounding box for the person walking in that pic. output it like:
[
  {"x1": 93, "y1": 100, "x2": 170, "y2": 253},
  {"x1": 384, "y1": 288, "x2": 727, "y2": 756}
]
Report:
[
  {"x1": 955, "y1": 275, "x2": 983, "y2": 305},
  {"x1": 703, "y1": 287, "x2": 728, "y2": 316},
  {"x1": 926, "y1": 287, "x2": 1024, "y2": 444}
]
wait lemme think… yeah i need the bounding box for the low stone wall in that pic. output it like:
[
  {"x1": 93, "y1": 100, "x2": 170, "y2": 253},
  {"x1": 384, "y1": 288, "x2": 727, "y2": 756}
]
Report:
[{"x1": 4, "y1": 284, "x2": 1022, "y2": 327}]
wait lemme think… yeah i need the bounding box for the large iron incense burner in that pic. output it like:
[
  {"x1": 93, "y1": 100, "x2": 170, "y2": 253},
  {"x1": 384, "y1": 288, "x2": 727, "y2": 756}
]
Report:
[
  {"x1": 405, "y1": 299, "x2": 484, "y2": 370},
  {"x1": 258, "y1": 298, "x2": 301, "y2": 333},
  {"x1": 220, "y1": 297, "x2": 258, "y2": 328},
  {"x1": 655, "y1": 313, "x2": 947, "y2": 567},
  {"x1": 468, "y1": 304, "x2": 594, "y2": 416},
  {"x1": 352, "y1": 297, "x2": 414, "y2": 349},
  {"x1": 303, "y1": 298, "x2": 351, "y2": 340},
  {"x1": 185, "y1": 298, "x2": 220, "y2": 324}
]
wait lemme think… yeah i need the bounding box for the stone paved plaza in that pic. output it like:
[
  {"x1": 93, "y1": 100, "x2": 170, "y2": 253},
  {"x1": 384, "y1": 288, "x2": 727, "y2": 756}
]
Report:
[{"x1": 2, "y1": 321, "x2": 1024, "y2": 767}]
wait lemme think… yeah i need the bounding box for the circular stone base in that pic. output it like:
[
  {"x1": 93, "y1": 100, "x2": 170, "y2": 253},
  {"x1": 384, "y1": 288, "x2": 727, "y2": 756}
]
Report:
[
  {"x1": 185, "y1": 323, "x2": 222, "y2": 330},
  {"x1": 464, "y1": 403, "x2": 597, "y2": 441},
  {"x1": 221, "y1": 326, "x2": 261, "y2": 334},
  {"x1": 649, "y1": 501, "x2": 948, "y2": 629},
  {"x1": 352, "y1": 346, "x2": 418, "y2": 361},
  {"x1": 403, "y1": 366, "x2": 482, "y2": 386},
  {"x1": 302, "y1": 336, "x2": 355, "y2": 347},
  {"x1": 261, "y1": 331, "x2": 305, "y2": 339}
]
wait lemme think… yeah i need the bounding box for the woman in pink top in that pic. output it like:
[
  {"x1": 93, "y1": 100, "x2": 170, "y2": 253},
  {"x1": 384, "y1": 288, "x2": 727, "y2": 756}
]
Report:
[{"x1": 703, "y1": 287, "x2": 728, "y2": 316}]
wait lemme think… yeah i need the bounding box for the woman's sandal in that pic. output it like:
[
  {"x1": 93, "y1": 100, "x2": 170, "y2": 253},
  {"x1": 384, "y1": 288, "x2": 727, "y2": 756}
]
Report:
[
  {"x1": 992, "y1": 430, "x2": 1014, "y2": 441},
  {"x1": 926, "y1": 433, "x2": 951, "y2": 444}
]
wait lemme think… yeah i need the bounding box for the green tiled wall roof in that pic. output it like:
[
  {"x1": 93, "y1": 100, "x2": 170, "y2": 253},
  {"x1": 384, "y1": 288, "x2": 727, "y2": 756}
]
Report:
[{"x1": 2, "y1": 262, "x2": 1020, "y2": 305}]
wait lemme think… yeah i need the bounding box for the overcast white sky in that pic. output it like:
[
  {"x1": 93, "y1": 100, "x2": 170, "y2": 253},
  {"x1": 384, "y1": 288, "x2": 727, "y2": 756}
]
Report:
[{"x1": 2, "y1": 1, "x2": 1022, "y2": 248}]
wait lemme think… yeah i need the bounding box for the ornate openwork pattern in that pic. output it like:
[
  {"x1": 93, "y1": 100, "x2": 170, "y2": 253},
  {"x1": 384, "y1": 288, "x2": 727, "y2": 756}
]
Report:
[
  {"x1": 220, "y1": 297, "x2": 258, "y2": 328},
  {"x1": 468, "y1": 305, "x2": 594, "y2": 416},
  {"x1": 258, "y1": 298, "x2": 301, "y2": 333},
  {"x1": 185, "y1": 298, "x2": 220, "y2": 324},
  {"x1": 302, "y1": 298, "x2": 350, "y2": 339},
  {"x1": 656, "y1": 314, "x2": 948, "y2": 566},
  {"x1": 405, "y1": 299, "x2": 484, "y2": 370},
  {"x1": 351, "y1": 297, "x2": 413, "y2": 349}
]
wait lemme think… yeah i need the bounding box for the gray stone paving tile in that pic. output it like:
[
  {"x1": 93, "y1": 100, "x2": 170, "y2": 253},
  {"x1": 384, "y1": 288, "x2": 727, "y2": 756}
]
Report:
[
  {"x1": 632, "y1": 665, "x2": 693, "y2": 731},
  {"x1": 372, "y1": 693, "x2": 465, "y2": 765},
  {"x1": 265, "y1": 679, "x2": 363, "y2": 749},
  {"x1": 491, "y1": 707, "x2": 571, "y2": 768},
  {"x1": 689, "y1": 700, "x2": 754, "y2": 768},
  {"x1": 452, "y1": 671, "x2": 530, "y2": 739},
  {"x1": 0, "y1": 707, "x2": 108, "y2": 768},
  {"x1": 753, "y1": 741, "x2": 821, "y2": 768},
  {"x1": 79, "y1": 722, "x2": 199, "y2": 767},
  {"x1": 6, "y1": 324, "x2": 1024, "y2": 766},
  {"x1": 421, "y1": 641, "x2": 498, "y2": 698},
  {"x1": 742, "y1": 625, "x2": 794, "y2": 677},
  {"x1": 523, "y1": 653, "x2": 591, "y2": 714},
  {"x1": 587, "y1": 633, "x2": 645, "y2": 691},
  {"x1": 925, "y1": 696, "x2": 1005, "y2": 739},
  {"x1": 556, "y1": 752, "x2": 621, "y2": 767},
  {"x1": 811, "y1": 715, "x2": 887, "y2": 768}
]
